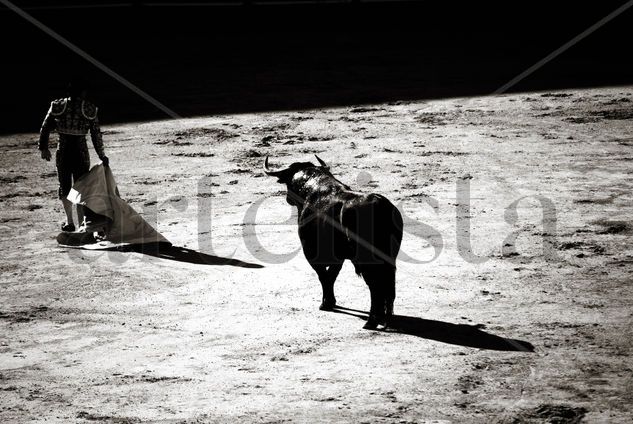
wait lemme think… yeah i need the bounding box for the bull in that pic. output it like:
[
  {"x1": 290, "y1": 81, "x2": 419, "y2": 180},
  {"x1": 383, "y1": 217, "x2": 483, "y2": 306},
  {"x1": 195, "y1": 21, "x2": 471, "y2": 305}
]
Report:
[{"x1": 264, "y1": 155, "x2": 403, "y2": 329}]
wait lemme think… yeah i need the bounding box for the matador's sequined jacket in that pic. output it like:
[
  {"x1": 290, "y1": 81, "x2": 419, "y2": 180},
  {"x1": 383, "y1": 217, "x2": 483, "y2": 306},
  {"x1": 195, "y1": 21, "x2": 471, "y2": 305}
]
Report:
[{"x1": 38, "y1": 97, "x2": 105, "y2": 159}]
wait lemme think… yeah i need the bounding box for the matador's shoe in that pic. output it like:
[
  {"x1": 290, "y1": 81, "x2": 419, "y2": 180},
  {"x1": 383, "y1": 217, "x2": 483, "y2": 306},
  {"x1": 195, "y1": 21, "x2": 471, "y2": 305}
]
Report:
[{"x1": 61, "y1": 223, "x2": 75, "y2": 232}]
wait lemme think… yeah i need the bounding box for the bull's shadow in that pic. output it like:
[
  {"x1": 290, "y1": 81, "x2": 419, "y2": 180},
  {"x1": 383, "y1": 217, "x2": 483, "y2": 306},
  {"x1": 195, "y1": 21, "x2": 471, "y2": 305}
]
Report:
[
  {"x1": 332, "y1": 306, "x2": 534, "y2": 352},
  {"x1": 103, "y1": 242, "x2": 263, "y2": 269}
]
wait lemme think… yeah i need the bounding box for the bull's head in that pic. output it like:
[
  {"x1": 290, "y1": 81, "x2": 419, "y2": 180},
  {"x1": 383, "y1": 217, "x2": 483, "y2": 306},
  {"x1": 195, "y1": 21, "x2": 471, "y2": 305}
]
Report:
[
  {"x1": 264, "y1": 155, "x2": 330, "y2": 207},
  {"x1": 263, "y1": 154, "x2": 330, "y2": 182}
]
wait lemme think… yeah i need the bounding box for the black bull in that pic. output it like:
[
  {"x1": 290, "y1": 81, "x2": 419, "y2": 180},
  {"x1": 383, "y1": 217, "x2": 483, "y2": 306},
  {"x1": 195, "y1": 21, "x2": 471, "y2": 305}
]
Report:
[{"x1": 264, "y1": 155, "x2": 404, "y2": 329}]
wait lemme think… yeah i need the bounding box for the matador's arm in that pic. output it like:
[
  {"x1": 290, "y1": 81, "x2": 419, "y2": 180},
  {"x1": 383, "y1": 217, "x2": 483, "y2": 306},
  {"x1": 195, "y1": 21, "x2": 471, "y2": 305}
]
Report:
[
  {"x1": 38, "y1": 103, "x2": 56, "y2": 151},
  {"x1": 89, "y1": 113, "x2": 106, "y2": 159}
]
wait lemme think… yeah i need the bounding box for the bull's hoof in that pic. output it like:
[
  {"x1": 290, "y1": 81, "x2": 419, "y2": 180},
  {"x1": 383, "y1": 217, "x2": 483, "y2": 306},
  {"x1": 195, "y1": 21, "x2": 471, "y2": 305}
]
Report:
[
  {"x1": 383, "y1": 316, "x2": 394, "y2": 329},
  {"x1": 319, "y1": 299, "x2": 336, "y2": 311},
  {"x1": 363, "y1": 319, "x2": 378, "y2": 330},
  {"x1": 376, "y1": 322, "x2": 390, "y2": 331}
]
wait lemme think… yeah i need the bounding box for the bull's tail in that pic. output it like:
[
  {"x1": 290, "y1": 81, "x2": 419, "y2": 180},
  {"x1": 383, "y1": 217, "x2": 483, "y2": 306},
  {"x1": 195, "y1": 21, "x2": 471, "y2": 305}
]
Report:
[{"x1": 341, "y1": 194, "x2": 403, "y2": 277}]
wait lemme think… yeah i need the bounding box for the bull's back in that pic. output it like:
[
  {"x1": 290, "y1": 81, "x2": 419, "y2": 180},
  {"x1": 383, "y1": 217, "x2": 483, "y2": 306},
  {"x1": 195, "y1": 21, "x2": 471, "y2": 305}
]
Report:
[{"x1": 340, "y1": 193, "x2": 403, "y2": 271}]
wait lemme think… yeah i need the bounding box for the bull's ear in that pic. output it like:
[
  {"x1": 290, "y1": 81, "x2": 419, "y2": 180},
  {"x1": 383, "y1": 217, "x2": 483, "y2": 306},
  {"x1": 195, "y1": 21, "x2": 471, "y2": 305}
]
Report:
[{"x1": 314, "y1": 154, "x2": 329, "y2": 169}]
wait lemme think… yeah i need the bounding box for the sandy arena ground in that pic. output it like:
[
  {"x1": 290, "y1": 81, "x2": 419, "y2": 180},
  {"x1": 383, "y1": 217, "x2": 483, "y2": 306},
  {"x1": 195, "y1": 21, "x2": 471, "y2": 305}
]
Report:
[{"x1": 1, "y1": 86, "x2": 632, "y2": 423}]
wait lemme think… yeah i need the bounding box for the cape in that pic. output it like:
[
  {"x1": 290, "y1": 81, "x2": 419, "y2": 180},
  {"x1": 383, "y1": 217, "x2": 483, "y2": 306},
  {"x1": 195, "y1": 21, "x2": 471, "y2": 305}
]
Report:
[{"x1": 61, "y1": 164, "x2": 170, "y2": 247}]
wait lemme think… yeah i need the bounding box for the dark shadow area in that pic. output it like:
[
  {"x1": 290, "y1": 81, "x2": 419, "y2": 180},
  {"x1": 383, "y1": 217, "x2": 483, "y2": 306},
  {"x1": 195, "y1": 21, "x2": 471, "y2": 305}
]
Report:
[
  {"x1": 3, "y1": 1, "x2": 632, "y2": 134},
  {"x1": 332, "y1": 306, "x2": 535, "y2": 352},
  {"x1": 58, "y1": 235, "x2": 264, "y2": 268},
  {"x1": 112, "y1": 242, "x2": 264, "y2": 268}
]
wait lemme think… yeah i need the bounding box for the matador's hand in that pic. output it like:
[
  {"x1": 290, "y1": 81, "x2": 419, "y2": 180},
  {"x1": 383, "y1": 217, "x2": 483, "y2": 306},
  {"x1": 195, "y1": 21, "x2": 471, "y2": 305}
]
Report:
[{"x1": 40, "y1": 149, "x2": 51, "y2": 161}]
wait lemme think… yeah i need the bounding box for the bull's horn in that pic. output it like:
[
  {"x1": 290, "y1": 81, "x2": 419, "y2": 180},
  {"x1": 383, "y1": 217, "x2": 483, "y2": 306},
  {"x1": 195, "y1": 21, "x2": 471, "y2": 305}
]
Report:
[
  {"x1": 314, "y1": 154, "x2": 329, "y2": 168},
  {"x1": 263, "y1": 156, "x2": 284, "y2": 176}
]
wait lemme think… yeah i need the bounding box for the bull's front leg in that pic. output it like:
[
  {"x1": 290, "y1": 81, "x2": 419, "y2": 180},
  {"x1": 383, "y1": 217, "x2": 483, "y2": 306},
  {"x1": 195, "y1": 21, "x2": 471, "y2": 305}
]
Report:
[{"x1": 314, "y1": 262, "x2": 343, "y2": 311}]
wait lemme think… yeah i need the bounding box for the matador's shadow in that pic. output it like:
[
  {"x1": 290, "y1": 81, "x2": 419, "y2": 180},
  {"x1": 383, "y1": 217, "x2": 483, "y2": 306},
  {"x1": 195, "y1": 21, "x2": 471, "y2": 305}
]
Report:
[
  {"x1": 108, "y1": 242, "x2": 264, "y2": 269},
  {"x1": 332, "y1": 306, "x2": 534, "y2": 352},
  {"x1": 60, "y1": 234, "x2": 263, "y2": 269}
]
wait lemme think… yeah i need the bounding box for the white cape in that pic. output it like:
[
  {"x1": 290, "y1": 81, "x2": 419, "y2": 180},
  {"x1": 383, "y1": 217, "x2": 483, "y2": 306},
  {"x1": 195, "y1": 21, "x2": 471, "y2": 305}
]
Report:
[{"x1": 67, "y1": 164, "x2": 169, "y2": 245}]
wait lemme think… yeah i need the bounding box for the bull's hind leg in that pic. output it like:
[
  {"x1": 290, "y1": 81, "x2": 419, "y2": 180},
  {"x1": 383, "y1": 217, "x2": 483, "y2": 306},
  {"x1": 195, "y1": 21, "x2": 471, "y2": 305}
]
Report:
[
  {"x1": 384, "y1": 267, "x2": 396, "y2": 322},
  {"x1": 362, "y1": 266, "x2": 396, "y2": 329},
  {"x1": 364, "y1": 284, "x2": 385, "y2": 329},
  {"x1": 313, "y1": 261, "x2": 343, "y2": 311}
]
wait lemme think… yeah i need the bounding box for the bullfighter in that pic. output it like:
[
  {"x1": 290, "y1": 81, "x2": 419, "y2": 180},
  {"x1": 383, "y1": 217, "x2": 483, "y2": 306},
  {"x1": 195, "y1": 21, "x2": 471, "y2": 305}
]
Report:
[{"x1": 39, "y1": 80, "x2": 109, "y2": 232}]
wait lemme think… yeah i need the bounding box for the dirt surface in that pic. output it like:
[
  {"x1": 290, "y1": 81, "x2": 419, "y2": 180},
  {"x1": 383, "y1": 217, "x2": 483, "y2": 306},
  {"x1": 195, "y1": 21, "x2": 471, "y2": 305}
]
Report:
[{"x1": 1, "y1": 87, "x2": 632, "y2": 423}]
